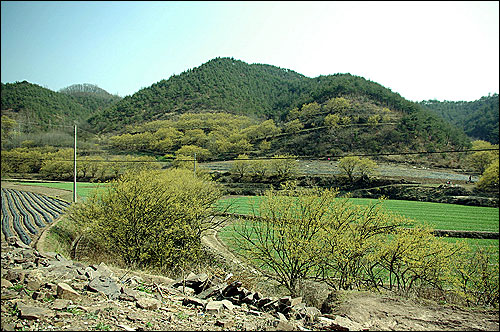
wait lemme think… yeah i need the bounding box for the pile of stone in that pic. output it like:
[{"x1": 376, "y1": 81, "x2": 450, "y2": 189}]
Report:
[
  {"x1": 1, "y1": 239, "x2": 361, "y2": 331},
  {"x1": 172, "y1": 274, "x2": 323, "y2": 322}
]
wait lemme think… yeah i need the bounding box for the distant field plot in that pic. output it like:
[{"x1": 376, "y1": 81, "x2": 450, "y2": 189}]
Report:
[
  {"x1": 217, "y1": 196, "x2": 499, "y2": 233},
  {"x1": 200, "y1": 159, "x2": 476, "y2": 182},
  {"x1": 15, "y1": 181, "x2": 109, "y2": 200}
]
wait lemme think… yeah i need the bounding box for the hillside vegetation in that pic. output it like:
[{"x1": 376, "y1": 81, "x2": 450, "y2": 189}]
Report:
[
  {"x1": 1, "y1": 81, "x2": 93, "y2": 132},
  {"x1": 82, "y1": 57, "x2": 471, "y2": 166},
  {"x1": 419, "y1": 94, "x2": 499, "y2": 144},
  {"x1": 2, "y1": 57, "x2": 489, "y2": 169},
  {"x1": 59, "y1": 83, "x2": 122, "y2": 114},
  {"x1": 1, "y1": 81, "x2": 121, "y2": 148}
]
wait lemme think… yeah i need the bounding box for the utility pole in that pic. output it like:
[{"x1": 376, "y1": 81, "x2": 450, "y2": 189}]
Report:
[
  {"x1": 193, "y1": 152, "x2": 197, "y2": 176},
  {"x1": 73, "y1": 124, "x2": 77, "y2": 203}
]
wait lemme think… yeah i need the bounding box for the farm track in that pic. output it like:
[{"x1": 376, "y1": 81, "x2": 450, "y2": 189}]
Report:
[{"x1": 0, "y1": 188, "x2": 69, "y2": 245}]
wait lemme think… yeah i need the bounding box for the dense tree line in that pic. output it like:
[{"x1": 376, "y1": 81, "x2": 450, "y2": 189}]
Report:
[{"x1": 1, "y1": 146, "x2": 160, "y2": 182}]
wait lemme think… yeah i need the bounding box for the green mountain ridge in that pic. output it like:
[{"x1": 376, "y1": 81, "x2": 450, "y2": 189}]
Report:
[
  {"x1": 87, "y1": 57, "x2": 429, "y2": 133},
  {"x1": 1, "y1": 81, "x2": 121, "y2": 132},
  {"x1": 419, "y1": 95, "x2": 499, "y2": 144},
  {"x1": 59, "y1": 83, "x2": 122, "y2": 113},
  {"x1": 3, "y1": 57, "x2": 495, "y2": 163}
]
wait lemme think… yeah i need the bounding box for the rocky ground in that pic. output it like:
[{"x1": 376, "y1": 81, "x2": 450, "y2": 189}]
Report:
[
  {"x1": 1, "y1": 183, "x2": 499, "y2": 331},
  {"x1": 2, "y1": 238, "x2": 499, "y2": 332}
]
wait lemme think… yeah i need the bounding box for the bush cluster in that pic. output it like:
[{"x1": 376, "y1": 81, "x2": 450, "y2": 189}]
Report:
[
  {"x1": 231, "y1": 184, "x2": 498, "y2": 306},
  {"x1": 67, "y1": 169, "x2": 223, "y2": 272}
]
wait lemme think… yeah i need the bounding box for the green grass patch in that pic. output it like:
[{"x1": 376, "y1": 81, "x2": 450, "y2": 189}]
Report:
[
  {"x1": 443, "y1": 238, "x2": 499, "y2": 260},
  {"x1": 15, "y1": 181, "x2": 109, "y2": 200},
  {"x1": 217, "y1": 196, "x2": 499, "y2": 232}
]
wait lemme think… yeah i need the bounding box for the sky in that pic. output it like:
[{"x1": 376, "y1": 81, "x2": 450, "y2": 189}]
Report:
[{"x1": 1, "y1": 1, "x2": 498, "y2": 102}]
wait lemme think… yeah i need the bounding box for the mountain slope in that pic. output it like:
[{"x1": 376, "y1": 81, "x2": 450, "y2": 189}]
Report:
[
  {"x1": 86, "y1": 57, "x2": 470, "y2": 158},
  {"x1": 87, "y1": 57, "x2": 312, "y2": 131},
  {"x1": 86, "y1": 57, "x2": 432, "y2": 133},
  {"x1": 1, "y1": 81, "x2": 112, "y2": 132},
  {"x1": 419, "y1": 94, "x2": 499, "y2": 144},
  {"x1": 59, "y1": 83, "x2": 122, "y2": 113}
]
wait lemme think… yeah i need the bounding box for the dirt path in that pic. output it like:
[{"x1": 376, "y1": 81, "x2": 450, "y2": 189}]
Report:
[{"x1": 201, "y1": 218, "x2": 263, "y2": 277}]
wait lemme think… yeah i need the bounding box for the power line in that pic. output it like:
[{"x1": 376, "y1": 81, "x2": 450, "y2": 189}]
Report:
[
  {"x1": 2, "y1": 148, "x2": 497, "y2": 164},
  {"x1": 11, "y1": 120, "x2": 96, "y2": 135}
]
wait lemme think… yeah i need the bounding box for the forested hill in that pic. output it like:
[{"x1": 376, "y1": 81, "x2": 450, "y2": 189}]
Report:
[
  {"x1": 59, "y1": 83, "x2": 122, "y2": 113},
  {"x1": 86, "y1": 57, "x2": 422, "y2": 132},
  {"x1": 1, "y1": 81, "x2": 120, "y2": 132},
  {"x1": 87, "y1": 57, "x2": 309, "y2": 131},
  {"x1": 419, "y1": 94, "x2": 499, "y2": 144},
  {"x1": 1, "y1": 58, "x2": 474, "y2": 159}
]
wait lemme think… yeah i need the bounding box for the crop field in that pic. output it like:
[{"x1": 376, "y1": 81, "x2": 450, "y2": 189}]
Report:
[
  {"x1": 217, "y1": 196, "x2": 499, "y2": 232},
  {"x1": 1, "y1": 188, "x2": 70, "y2": 245},
  {"x1": 199, "y1": 159, "x2": 478, "y2": 183},
  {"x1": 11, "y1": 181, "x2": 109, "y2": 200},
  {"x1": 217, "y1": 195, "x2": 499, "y2": 261}
]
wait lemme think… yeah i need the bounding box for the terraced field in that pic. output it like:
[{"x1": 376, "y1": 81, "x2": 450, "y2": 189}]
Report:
[{"x1": 1, "y1": 188, "x2": 70, "y2": 245}]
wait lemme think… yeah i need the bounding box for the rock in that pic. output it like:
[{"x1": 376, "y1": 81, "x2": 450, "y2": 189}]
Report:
[
  {"x1": 290, "y1": 302, "x2": 306, "y2": 319},
  {"x1": 55, "y1": 311, "x2": 73, "y2": 319},
  {"x1": 280, "y1": 296, "x2": 292, "y2": 306},
  {"x1": 253, "y1": 291, "x2": 263, "y2": 301},
  {"x1": 43, "y1": 282, "x2": 57, "y2": 293},
  {"x1": 51, "y1": 299, "x2": 72, "y2": 310},
  {"x1": 87, "y1": 276, "x2": 120, "y2": 299},
  {"x1": 262, "y1": 298, "x2": 280, "y2": 312},
  {"x1": 176, "y1": 285, "x2": 196, "y2": 296},
  {"x1": 277, "y1": 312, "x2": 288, "y2": 322},
  {"x1": 5, "y1": 270, "x2": 25, "y2": 283},
  {"x1": 197, "y1": 283, "x2": 225, "y2": 299},
  {"x1": 205, "y1": 300, "x2": 224, "y2": 313},
  {"x1": 95, "y1": 262, "x2": 115, "y2": 279},
  {"x1": 173, "y1": 272, "x2": 211, "y2": 294},
  {"x1": 31, "y1": 290, "x2": 45, "y2": 301},
  {"x1": 1, "y1": 288, "x2": 18, "y2": 300},
  {"x1": 117, "y1": 323, "x2": 136, "y2": 331},
  {"x1": 54, "y1": 253, "x2": 68, "y2": 262},
  {"x1": 25, "y1": 279, "x2": 41, "y2": 291},
  {"x1": 241, "y1": 292, "x2": 255, "y2": 304},
  {"x1": 215, "y1": 319, "x2": 235, "y2": 329},
  {"x1": 119, "y1": 287, "x2": 138, "y2": 302},
  {"x1": 222, "y1": 280, "x2": 242, "y2": 297},
  {"x1": 303, "y1": 306, "x2": 321, "y2": 322},
  {"x1": 56, "y1": 282, "x2": 80, "y2": 300},
  {"x1": 1, "y1": 278, "x2": 13, "y2": 288},
  {"x1": 221, "y1": 299, "x2": 235, "y2": 311},
  {"x1": 182, "y1": 296, "x2": 207, "y2": 307},
  {"x1": 247, "y1": 309, "x2": 262, "y2": 316},
  {"x1": 1, "y1": 322, "x2": 16, "y2": 331},
  {"x1": 17, "y1": 305, "x2": 55, "y2": 320},
  {"x1": 136, "y1": 297, "x2": 161, "y2": 310},
  {"x1": 290, "y1": 297, "x2": 303, "y2": 307},
  {"x1": 275, "y1": 320, "x2": 297, "y2": 331},
  {"x1": 332, "y1": 315, "x2": 365, "y2": 331}
]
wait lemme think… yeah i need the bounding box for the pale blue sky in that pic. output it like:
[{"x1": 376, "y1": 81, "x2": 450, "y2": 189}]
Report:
[{"x1": 1, "y1": 1, "x2": 498, "y2": 102}]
